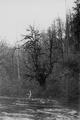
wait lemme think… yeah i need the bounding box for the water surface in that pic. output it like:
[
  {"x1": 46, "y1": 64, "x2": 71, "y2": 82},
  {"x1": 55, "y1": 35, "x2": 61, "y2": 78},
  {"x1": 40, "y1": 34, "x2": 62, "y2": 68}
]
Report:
[{"x1": 0, "y1": 97, "x2": 79, "y2": 120}]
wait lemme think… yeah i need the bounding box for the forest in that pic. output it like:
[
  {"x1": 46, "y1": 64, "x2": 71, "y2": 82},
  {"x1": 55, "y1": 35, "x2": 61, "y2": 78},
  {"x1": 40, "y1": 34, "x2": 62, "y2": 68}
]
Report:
[{"x1": 0, "y1": 0, "x2": 80, "y2": 109}]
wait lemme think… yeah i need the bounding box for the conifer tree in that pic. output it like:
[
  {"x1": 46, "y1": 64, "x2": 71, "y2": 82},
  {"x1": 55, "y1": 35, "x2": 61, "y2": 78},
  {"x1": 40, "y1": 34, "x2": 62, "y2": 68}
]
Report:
[{"x1": 73, "y1": 0, "x2": 80, "y2": 50}]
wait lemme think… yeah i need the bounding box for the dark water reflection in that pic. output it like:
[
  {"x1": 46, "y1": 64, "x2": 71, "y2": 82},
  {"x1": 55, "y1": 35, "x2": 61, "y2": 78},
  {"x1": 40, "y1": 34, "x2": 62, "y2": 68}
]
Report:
[{"x1": 0, "y1": 97, "x2": 79, "y2": 120}]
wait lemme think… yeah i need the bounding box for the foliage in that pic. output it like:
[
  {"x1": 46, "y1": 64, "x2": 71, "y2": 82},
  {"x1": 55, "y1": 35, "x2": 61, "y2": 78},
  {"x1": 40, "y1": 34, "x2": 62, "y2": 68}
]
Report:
[{"x1": 72, "y1": 0, "x2": 80, "y2": 50}]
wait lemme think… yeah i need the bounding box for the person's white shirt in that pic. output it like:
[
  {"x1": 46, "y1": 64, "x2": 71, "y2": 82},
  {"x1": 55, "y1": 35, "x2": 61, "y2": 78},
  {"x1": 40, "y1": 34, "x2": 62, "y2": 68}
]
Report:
[
  {"x1": 28, "y1": 90, "x2": 31, "y2": 99},
  {"x1": 26, "y1": 90, "x2": 32, "y2": 99}
]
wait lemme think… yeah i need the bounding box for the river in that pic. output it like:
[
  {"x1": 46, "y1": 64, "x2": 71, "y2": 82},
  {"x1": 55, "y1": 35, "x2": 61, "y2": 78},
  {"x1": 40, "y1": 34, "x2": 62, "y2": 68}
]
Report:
[{"x1": 0, "y1": 97, "x2": 79, "y2": 120}]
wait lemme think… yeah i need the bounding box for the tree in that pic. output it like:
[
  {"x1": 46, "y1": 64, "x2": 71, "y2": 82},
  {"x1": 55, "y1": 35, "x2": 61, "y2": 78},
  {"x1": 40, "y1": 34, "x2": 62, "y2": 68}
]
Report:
[
  {"x1": 22, "y1": 25, "x2": 59, "y2": 88},
  {"x1": 22, "y1": 26, "x2": 45, "y2": 87},
  {"x1": 72, "y1": 0, "x2": 80, "y2": 50},
  {"x1": 56, "y1": 18, "x2": 65, "y2": 59}
]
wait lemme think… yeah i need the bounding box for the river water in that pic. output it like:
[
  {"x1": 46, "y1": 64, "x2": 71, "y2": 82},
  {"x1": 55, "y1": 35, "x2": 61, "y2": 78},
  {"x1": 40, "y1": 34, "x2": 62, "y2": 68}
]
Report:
[{"x1": 0, "y1": 97, "x2": 79, "y2": 120}]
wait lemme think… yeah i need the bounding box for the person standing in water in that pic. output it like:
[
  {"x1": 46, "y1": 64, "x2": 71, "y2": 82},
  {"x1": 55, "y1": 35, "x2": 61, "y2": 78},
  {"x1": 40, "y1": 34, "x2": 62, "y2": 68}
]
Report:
[
  {"x1": 26, "y1": 90, "x2": 32, "y2": 99},
  {"x1": 28, "y1": 90, "x2": 32, "y2": 99}
]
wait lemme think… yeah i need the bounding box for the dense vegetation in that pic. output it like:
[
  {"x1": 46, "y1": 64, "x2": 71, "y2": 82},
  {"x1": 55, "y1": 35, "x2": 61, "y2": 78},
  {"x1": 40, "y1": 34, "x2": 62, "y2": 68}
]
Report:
[{"x1": 0, "y1": 0, "x2": 80, "y2": 109}]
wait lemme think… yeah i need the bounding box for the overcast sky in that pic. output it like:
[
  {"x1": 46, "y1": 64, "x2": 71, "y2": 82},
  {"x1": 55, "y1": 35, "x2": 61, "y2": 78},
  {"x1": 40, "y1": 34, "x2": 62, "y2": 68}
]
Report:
[{"x1": 0, "y1": 0, "x2": 74, "y2": 45}]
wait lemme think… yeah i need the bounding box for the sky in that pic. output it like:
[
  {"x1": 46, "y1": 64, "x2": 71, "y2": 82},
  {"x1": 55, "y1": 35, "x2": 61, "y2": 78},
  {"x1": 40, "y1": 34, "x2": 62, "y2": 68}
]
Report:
[{"x1": 0, "y1": 0, "x2": 74, "y2": 46}]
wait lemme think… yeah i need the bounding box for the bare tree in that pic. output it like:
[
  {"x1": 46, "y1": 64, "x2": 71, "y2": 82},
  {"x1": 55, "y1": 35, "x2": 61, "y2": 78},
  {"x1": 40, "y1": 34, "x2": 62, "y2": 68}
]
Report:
[{"x1": 21, "y1": 25, "x2": 60, "y2": 89}]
